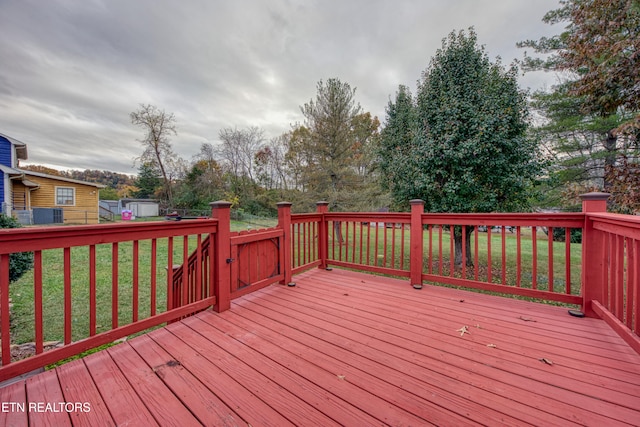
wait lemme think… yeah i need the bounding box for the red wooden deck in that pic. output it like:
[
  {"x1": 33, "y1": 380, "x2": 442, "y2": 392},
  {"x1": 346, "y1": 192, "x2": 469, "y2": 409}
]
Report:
[{"x1": 2, "y1": 268, "x2": 639, "y2": 426}]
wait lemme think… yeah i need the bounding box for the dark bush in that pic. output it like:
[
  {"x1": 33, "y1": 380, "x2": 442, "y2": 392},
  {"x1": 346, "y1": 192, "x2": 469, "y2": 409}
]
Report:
[{"x1": 0, "y1": 215, "x2": 34, "y2": 282}]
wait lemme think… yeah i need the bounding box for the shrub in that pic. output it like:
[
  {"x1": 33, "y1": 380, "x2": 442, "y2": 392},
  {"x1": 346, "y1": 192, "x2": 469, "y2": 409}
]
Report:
[{"x1": 0, "y1": 214, "x2": 34, "y2": 282}]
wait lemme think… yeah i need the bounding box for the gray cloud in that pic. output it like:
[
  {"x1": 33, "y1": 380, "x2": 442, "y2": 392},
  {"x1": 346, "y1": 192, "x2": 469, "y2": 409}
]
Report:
[{"x1": 0, "y1": 0, "x2": 561, "y2": 175}]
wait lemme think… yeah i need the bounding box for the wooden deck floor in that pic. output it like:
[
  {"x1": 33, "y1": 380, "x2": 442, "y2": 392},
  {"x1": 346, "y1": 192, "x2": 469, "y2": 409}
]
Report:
[{"x1": 1, "y1": 268, "x2": 640, "y2": 426}]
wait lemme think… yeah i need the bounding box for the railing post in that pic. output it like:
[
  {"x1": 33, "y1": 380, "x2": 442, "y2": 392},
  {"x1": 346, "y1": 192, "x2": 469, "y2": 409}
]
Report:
[
  {"x1": 210, "y1": 201, "x2": 232, "y2": 312},
  {"x1": 277, "y1": 202, "x2": 295, "y2": 286},
  {"x1": 580, "y1": 192, "x2": 610, "y2": 317},
  {"x1": 410, "y1": 199, "x2": 425, "y2": 289},
  {"x1": 316, "y1": 201, "x2": 329, "y2": 270}
]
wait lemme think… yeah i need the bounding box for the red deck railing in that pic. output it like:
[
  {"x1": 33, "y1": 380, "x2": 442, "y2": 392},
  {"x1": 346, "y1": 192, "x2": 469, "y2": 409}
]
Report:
[
  {"x1": 0, "y1": 219, "x2": 219, "y2": 381},
  {"x1": 0, "y1": 193, "x2": 638, "y2": 382},
  {"x1": 289, "y1": 194, "x2": 639, "y2": 353}
]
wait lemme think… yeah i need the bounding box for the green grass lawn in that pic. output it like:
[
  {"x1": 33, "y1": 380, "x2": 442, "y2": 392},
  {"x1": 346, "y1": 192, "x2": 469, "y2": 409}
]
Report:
[
  {"x1": 10, "y1": 218, "x2": 580, "y2": 345},
  {"x1": 9, "y1": 217, "x2": 278, "y2": 345},
  {"x1": 322, "y1": 223, "x2": 583, "y2": 296}
]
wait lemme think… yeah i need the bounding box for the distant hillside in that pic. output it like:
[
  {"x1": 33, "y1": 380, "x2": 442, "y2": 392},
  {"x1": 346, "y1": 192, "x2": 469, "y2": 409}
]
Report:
[{"x1": 21, "y1": 165, "x2": 135, "y2": 189}]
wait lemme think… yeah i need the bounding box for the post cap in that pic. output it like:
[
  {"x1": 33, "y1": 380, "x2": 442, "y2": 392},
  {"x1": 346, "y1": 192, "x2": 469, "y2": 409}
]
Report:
[
  {"x1": 579, "y1": 192, "x2": 610, "y2": 201},
  {"x1": 276, "y1": 201, "x2": 293, "y2": 208},
  {"x1": 316, "y1": 201, "x2": 329, "y2": 206},
  {"x1": 209, "y1": 201, "x2": 233, "y2": 208},
  {"x1": 410, "y1": 199, "x2": 425, "y2": 205}
]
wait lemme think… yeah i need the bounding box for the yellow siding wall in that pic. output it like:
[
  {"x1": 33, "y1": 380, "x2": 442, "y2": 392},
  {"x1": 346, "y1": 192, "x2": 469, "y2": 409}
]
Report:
[{"x1": 21, "y1": 176, "x2": 100, "y2": 224}]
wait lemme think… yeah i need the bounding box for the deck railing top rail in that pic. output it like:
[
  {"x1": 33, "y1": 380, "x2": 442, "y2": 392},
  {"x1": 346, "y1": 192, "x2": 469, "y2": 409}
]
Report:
[{"x1": 0, "y1": 219, "x2": 218, "y2": 252}]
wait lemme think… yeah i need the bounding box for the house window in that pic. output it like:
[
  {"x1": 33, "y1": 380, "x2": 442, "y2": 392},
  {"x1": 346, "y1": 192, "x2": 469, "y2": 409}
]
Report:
[{"x1": 56, "y1": 187, "x2": 75, "y2": 206}]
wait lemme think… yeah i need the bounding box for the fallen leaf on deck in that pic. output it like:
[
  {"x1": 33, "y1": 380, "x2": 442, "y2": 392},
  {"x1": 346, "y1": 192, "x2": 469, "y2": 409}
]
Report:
[
  {"x1": 457, "y1": 326, "x2": 470, "y2": 336},
  {"x1": 519, "y1": 316, "x2": 537, "y2": 322},
  {"x1": 459, "y1": 299, "x2": 465, "y2": 303},
  {"x1": 539, "y1": 358, "x2": 553, "y2": 365},
  {"x1": 487, "y1": 344, "x2": 497, "y2": 348},
  {"x1": 337, "y1": 375, "x2": 346, "y2": 380},
  {"x1": 474, "y1": 324, "x2": 481, "y2": 329},
  {"x1": 343, "y1": 293, "x2": 349, "y2": 296}
]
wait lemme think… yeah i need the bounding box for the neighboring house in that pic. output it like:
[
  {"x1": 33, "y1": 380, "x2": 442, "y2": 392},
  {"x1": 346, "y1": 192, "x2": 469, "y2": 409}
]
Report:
[{"x1": 0, "y1": 133, "x2": 104, "y2": 225}]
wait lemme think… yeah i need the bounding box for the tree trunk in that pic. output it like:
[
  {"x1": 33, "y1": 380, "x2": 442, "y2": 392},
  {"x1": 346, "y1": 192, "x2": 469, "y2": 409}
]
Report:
[{"x1": 453, "y1": 226, "x2": 474, "y2": 267}]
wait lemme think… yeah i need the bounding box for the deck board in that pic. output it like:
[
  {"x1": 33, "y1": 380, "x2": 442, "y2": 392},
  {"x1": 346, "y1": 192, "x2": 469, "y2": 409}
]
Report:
[
  {"x1": 147, "y1": 325, "x2": 298, "y2": 427},
  {"x1": 25, "y1": 369, "x2": 71, "y2": 427},
  {"x1": 128, "y1": 335, "x2": 240, "y2": 426},
  {"x1": 2, "y1": 268, "x2": 640, "y2": 426},
  {"x1": 83, "y1": 350, "x2": 159, "y2": 426},
  {"x1": 106, "y1": 343, "x2": 201, "y2": 426},
  {"x1": 56, "y1": 360, "x2": 113, "y2": 426},
  {"x1": 0, "y1": 381, "x2": 27, "y2": 427}
]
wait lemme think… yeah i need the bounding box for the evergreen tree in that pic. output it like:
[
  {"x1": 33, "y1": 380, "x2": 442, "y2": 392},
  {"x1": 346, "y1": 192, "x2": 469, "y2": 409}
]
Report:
[
  {"x1": 134, "y1": 162, "x2": 162, "y2": 199},
  {"x1": 380, "y1": 29, "x2": 542, "y2": 265}
]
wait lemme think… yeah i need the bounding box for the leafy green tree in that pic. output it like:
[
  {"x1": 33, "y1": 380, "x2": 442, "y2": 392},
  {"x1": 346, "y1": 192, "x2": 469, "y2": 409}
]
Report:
[
  {"x1": 99, "y1": 187, "x2": 119, "y2": 200},
  {"x1": 0, "y1": 215, "x2": 33, "y2": 282},
  {"x1": 134, "y1": 162, "x2": 162, "y2": 199},
  {"x1": 380, "y1": 29, "x2": 542, "y2": 265}
]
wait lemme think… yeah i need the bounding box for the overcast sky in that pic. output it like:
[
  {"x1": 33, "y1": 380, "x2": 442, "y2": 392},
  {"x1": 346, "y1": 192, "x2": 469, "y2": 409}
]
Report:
[{"x1": 0, "y1": 0, "x2": 562, "y2": 175}]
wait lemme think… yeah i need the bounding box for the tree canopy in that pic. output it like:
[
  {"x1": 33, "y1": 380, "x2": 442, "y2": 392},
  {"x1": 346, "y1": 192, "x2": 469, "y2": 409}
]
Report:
[
  {"x1": 519, "y1": 0, "x2": 640, "y2": 211},
  {"x1": 519, "y1": 0, "x2": 640, "y2": 117},
  {"x1": 381, "y1": 29, "x2": 541, "y2": 214},
  {"x1": 295, "y1": 78, "x2": 383, "y2": 211}
]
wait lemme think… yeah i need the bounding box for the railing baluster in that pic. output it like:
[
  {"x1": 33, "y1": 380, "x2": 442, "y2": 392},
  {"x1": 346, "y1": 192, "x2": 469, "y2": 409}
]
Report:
[
  {"x1": 474, "y1": 226, "x2": 479, "y2": 280},
  {"x1": 297, "y1": 223, "x2": 302, "y2": 268},
  {"x1": 609, "y1": 233, "x2": 616, "y2": 314},
  {"x1": 634, "y1": 239, "x2": 640, "y2": 333},
  {"x1": 615, "y1": 234, "x2": 624, "y2": 320},
  {"x1": 487, "y1": 227, "x2": 492, "y2": 283},
  {"x1": 351, "y1": 221, "x2": 356, "y2": 264},
  {"x1": 516, "y1": 226, "x2": 521, "y2": 287},
  {"x1": 449, "y1": 225, "x2": 454, "y2": 276},
  {"x1": 151, "y1": 238, "x2": 157, "y2": 316},
  {"x1": 196, "y1": 234, "x2": 202, "y2": 302},
  {"x1": 438, "y1": 226, "x2": 443, "y2": 276},
  {"x1": 531, "y1": 226, "x2": 537, "y2": 290},
  {"x1": 133, "y1": 240, "x2": 139, "y2": 322},
  {"x1": 182, "y1": 236, "x2": 189, "y2": 307},
  {"x1": 359, "y1": 222, "x2": 364, "y2": 265},
  {"x1": 462, "y1": 226, "x2": 467, "y2": 279},
  {"x1": 365, "y1": 222, "x2": 371, "y2": 265},
  {"x1": 391, "y1": 224, "x2": 396, "y2": 269},
  {"x1": 603, "y1": 232, "x2": 610, "y2": 308},
  {"x1": 89, "y1": 245, "x2": 96, "y2": 336},
  {"x1": 565, "y1": 229, "x2": 571, "y2": 294},
  {"x1": 0, "y1": 254, "x2": 9, "y2": 366},
  {"x1": 34, "y1": 251, "x2": 43, "y2": 353},
  {"x1": 64, "y1": 247, "x2": 72, "y2": 344},
  {"x1": 167, "y1": 237, "x2": 174, "y2": 310},
  {"x1": 374, "y1": 221, "x2": 379, "y2": 266},
  {"x1": 383, "y1": 222, "x2": 388, "y2": 268},
  {"x1": 428, "y1": 225, "x2": 433, "y2": 275},
  {"x1": 501, "y1": 226, "x2": 506, "y2": 285},
  {"x1": 626, "y1": 237, "x2": 634, "y2": 329},
  {"x1": 548, "y1": 227, "x2": 554, "y2": 292},
  {"x1": 400, "y1": 224, "x2": 405, "y2": 271}
]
